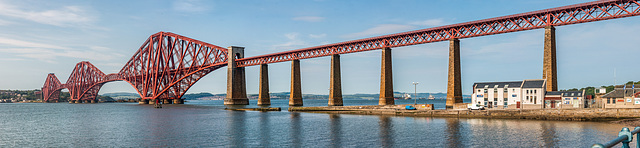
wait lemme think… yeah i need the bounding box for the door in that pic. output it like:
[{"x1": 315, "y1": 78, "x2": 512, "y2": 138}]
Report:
[
  {"x1": 551, "y1": 101, "x2": 556, "y2": 108},
  {"x1": 516, "y1": 101, "x2": 521, "y2": 108}
]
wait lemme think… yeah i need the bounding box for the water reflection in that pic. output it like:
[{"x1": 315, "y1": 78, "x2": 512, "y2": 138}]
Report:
[
  {"x1": 259, "y1": 112, "x2": 270, "y2": 147},
  {"x1": 379, "y1": 116, "x2": 393, "y2": 147},
  {"x1": 541, "y1": 122, "x2": 559, "y2": 147},
  {"x1": 226, "y1": 111, "x2": 246, "y2": 147},
  {"x1": 445, "y1": 118, "x2": 463, "y2": 148},
  {"x1": 290, "y1": 113, "x2": 302, "y2": 147},
  {"x1": 329, "y1": 114, "x2": 341, "y2": 148}
]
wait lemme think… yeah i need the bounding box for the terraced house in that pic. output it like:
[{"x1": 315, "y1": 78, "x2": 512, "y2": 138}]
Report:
[{"x1": 471, "y1": 79, "x2": 546, "y2": 109}]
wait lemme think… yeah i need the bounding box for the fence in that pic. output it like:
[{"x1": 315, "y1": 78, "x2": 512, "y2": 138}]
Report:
[{"x1": 592, "y1": 127, "x2": 640, "y2": 148}]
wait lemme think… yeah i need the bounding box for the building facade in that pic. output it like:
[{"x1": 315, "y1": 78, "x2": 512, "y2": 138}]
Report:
[
  {"x1": 472, "y1": 79, "x2": 546, "y2": 109},
  {"x1": 602, "y1": 85, "x2": 640, "y2": 108},
  {"x1": 544, "y1": 90, "x2": 585, "y2": 109}
]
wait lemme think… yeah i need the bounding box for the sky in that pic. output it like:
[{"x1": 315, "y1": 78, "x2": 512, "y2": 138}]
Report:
[{"x1": 0, "y1": 0, "x2": 638, "y2": 95}]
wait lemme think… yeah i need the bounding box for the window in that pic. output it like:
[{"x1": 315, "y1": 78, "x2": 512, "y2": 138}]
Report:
[
  {"x1": 607, "y1": 98, "x2": 610, "y2": 104},
  {"x1": 534, "y1": 90, "x2": 536, "y2": 94},
  {"x1": 494, "y1": 102, "x2": 498, "y2": 106},
  {"x1": 478, "y1": 90, "x2": 481, "y2": 92},
  {"x1": 494, "y1": 98, "x2": 498, "y2": 102},
  {"x1": 613, "y1": 99, "x2": 616, "y2": 104},
  {"x1": 526, "y1": 90, "x2": 529, "y2": 94},
  {"x1": 484, "y1": 89, "x2": 487, "y2": 93}
]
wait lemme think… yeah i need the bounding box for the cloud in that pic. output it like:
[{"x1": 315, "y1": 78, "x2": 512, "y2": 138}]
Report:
[
  {"x1": 0, "y1": 2, "x2": 95, "y2": 27},
  {"x1": 0, "y1": 37, "x2": 69, "y2": 49},
  {"x1": 0, "y1": 19, "x2": 14, "y2": 26},
  {"x1": 308, "y1": 33, "x2": 326, "y2": 38},
  {"x1": 342, "y1": 24, "x2": 416, "y2": 39},
  {"x1": 0, "y1": 38, "x2": 123, "y2": 63},
  {"x1": 410, "y1": 19, "x2": 445, "y2": 27},
  {"x1": 292, "y1": 16, "x2": 325, "y2": 22},
  {"x1": 173, "y1": 0, "x2": 210, "y2": 13},
  {"x1": 273, "y1": 33, "x2": 306, "y2": 49}
]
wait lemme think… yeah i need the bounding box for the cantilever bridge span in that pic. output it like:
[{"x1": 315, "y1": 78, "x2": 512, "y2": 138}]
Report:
[{"x1": 42, "y1": 0, "x2": 640, "y2": 106}]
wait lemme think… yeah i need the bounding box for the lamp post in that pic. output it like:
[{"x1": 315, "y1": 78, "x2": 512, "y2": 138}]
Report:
[{"x1": 412, "y1": 82, "x2": 419, "y2": 105}]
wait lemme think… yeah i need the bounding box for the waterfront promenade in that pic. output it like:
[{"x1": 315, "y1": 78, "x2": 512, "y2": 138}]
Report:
[{"x1": 290, "y1": 105, "x2": 640, "y2": 121}]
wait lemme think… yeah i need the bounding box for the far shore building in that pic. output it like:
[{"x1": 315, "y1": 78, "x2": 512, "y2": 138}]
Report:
[
  {"x1": 544, "y1": 90, "x2": 585, "y2": 109},
  {"x1": 472, "y1": 79, "x2": 592, "y2": 109},
  {"x1": 601, "y1": 85, "x2": 640, "y2": 108},
  {"x1": 471, "y1": 79, "x2": 546, "y2": 109}
]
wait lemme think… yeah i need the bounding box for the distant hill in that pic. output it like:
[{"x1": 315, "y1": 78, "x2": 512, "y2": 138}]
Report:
[
  {"x1": 102, "y1": 92, "x2": 139, "y2": 100},
  {"x1": 100, "y1": 91, "x2": 469, "y2": 100}
]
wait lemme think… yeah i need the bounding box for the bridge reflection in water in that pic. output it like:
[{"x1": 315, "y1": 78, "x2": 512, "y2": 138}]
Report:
[{"x1": 0, "y1": 103, "x2": 630, "y2": 147}]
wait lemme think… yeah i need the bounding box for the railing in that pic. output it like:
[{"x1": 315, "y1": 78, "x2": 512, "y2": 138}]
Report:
[{"x1": 592, "y1": 127, "x2": 640, "y2": 148}]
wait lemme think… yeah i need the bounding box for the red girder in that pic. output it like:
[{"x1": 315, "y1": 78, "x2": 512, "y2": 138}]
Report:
[
  {"x1": 117, "y1": 32, "x2": 228, "y2": 100},
  {"x1": 235, "y1": 0, "x2": 640, "y2": 67},
  {"x1": 66, "y1": 61, "x2": 106, "y2": 101},
  {"x1": 42, "y1": 73, "x2": 62, "y2": 102},
  {"x1": 41, "y1": 32, "x2": 228, "y2": 101}
]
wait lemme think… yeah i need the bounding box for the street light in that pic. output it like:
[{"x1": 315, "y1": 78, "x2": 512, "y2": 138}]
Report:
[{"x1": 412, "y1": 82, "x2": 419, "y2": 105}]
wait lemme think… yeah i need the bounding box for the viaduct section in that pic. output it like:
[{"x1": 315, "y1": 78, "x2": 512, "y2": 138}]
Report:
[{"x1": 42, "y1": 0, "x2": 640, "y2": 108}]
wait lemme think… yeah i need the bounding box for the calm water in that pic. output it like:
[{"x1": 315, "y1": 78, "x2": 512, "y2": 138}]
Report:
[{"x1": 0, "y1": 99, "x2": 631, "y2": 147}]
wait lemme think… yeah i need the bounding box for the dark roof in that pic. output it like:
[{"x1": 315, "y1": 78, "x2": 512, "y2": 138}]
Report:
[
  {"x1": 602, "y1": 88, "x2": 640, "y2": 98},
  {"x1": 546, "y1": 91, "x2": 563, "y2": 96},
  {"x1": 522, "y1": 79, "x2": 546, "y2": 88},
  {"x1": 474, "y1": 81, "x2": 522, "y2": 89},
  {"x1": 561, "y1": 91, "x2": 583, "y2": 97}
]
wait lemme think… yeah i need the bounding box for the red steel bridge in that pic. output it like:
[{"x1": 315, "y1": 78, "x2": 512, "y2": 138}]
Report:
[{"x1": 42, "y1": 0, "x2": 640, "y2": 106}]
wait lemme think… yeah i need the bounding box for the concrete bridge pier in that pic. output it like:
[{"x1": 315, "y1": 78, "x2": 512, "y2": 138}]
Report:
[
  {"x1": 289, "y1": 59, "x2": 303, "y2": 106},
  {"x1": 173, "y1": 99, "x2": 184, "y2": 104},
  {"x1": 69, "y1": 100, "x2": 73, "y2": 104},
  {"x1": 163, "y1": 99, "x2": 172, "y2": 104},
  {"x1": 446, "y1": 39, "x2": 463, "y2": 109},
  {"x1": 329, "y1": 54, "x2": 343, "y2": 106},
  {"x1": 379, "y1": 47, "x2": 394, "y2": 105},
  {"x1": 543, "y1": 26, "x2": 558, "y2": 92},
  {"x1": 139, "y1": 99, "x2": 149, "y2": 104},
  {"x1": 90, "y1": 100, "x2": 96, "y2": 103},
  {"x1": 257, "y1": 64, "x2": 271, "y2": 106},
  {"x1": 149, "y1": 99, "x2": 156, "y2": 105},
  {"x1": 224, "y1": 46, "x2": 249, "y2": 105}
]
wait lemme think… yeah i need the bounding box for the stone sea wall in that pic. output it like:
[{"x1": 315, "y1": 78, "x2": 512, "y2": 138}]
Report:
[{"x1": 289, "y1": 106, "x2": 640, "y2": 121}]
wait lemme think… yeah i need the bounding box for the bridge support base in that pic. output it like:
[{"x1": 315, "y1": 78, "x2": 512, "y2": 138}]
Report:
[
  {"x1": 90, "y1": 100, "x2": 96, "y2": 103},
  {"x1": 289, "y1": 59, "x2": 303, "y2": 106},
  {"x1": 446, "y1": 39, "x2": 463, "y2": 109},
  {"x1": 139, "y1": 99, "x2": 149, "y2": 104},
  {"x1": 149, "y1": 99, "x2": 156, "y2": 105},
  {"x1": 69, "y1": 101, "x2": 73, "y2": 104},
  {"x1": 543, "y1": 26, "x2": 557, "y2": 92},
  {"x1": 379, "y1": 47, "x2": 394, "y2": 105},
  {"x1": 258, "y1": 64, "x2": 271, "y2": 106},
  {"x1": 173, "y1": 99, "x2": 184, "y2": 104},
  {"x1": 329, "y1": 54, "x2": 343, "y2": 106},
  {"x1": 225, "y1": 46, "x2": 249, "y2": 105},
  {"x1": 163, "y1": 99, "x2": 172, "y2": 104}
]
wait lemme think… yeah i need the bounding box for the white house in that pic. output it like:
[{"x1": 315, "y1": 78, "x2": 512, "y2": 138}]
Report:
[{"x1": 472, "y1": 79, "x2": 546, "y2": 109}]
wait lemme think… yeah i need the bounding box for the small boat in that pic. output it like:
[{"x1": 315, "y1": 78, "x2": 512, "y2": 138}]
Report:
[
  {"x1": 405, "y1": 105, "x2": 416, "y2": 110},
  {"x1": 428, "y1": 95, "x2": 435, "y2": 100}
]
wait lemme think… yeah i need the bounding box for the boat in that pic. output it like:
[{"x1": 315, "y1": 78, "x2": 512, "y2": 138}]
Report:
[
  {"x1": 428, "y1": 95, "x2": 435, "y2": 100},
  {"x1": 403, "y1": 93, "x2": 411, "y2": 100}
]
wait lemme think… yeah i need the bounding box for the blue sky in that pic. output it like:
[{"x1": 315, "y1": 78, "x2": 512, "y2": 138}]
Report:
[{"x1": 0, "y1": 0, "x2": 638, "y2": 95}]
